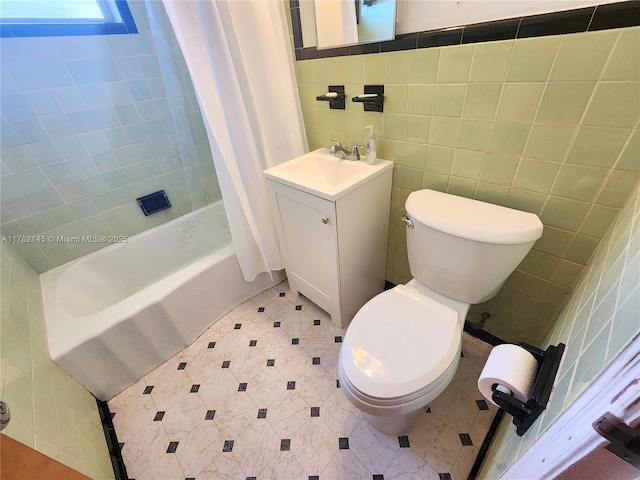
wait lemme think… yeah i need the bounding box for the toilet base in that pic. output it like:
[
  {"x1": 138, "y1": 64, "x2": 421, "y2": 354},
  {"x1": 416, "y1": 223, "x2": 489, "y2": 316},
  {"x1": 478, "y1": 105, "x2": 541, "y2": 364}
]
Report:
[{"x1": 364, "y1": 406, "x2": 425, "y2": 436}]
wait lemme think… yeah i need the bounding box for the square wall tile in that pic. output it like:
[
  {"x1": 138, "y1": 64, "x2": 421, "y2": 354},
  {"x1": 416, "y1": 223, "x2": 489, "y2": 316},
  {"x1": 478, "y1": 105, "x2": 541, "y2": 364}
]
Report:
[
  {"x1": 549, "y1": 30, "x2": 617, "y2": 81},
  {"x1": 468, "y1": 41, "x2": 513, "y2": 83},
  {"x1": 507, "y1": 36, "x2": 561, "y2": 82},
  {"x1": 582, "y1": 82, "x2": 640, "y2": 128},
  {"x1": 437, "y1": 44, "x2": 474, "y2": 83},
  {"x1": 462, "y1": 84, "x2": 502, "y2": 120},
  {"x1": 535, "y1": 83, "x2": 595, "y2": 125}
]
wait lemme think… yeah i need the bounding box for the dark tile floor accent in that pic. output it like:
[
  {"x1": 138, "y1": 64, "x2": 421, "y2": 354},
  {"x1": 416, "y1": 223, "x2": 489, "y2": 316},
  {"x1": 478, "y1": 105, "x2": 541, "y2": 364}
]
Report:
[{"x1": 166, "y1": 441, "x2": 179, "y2": 453}]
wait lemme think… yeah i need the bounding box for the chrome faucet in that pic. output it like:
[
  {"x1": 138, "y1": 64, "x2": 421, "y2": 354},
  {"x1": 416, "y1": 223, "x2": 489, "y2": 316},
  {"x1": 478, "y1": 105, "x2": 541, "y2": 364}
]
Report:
[{"x1": 329, "y1": 140, "x2": 361, "y2": 161}]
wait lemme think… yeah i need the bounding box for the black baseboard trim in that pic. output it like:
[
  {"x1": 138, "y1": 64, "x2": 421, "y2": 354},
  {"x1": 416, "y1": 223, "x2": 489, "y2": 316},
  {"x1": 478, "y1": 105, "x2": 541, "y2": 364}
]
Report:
[
  {"x1": 468, "y1": 409, "x2": 506, "y2": 480},
  {"x1": 96, "y1": 398, "x2": 128, "y2": 480},
  {"x1": 463, "y1": 321, "x2": 506, "y2": 346}
]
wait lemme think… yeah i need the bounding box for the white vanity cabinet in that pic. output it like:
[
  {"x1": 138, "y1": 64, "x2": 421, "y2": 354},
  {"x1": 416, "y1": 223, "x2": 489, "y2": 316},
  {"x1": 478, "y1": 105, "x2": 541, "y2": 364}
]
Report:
[{"x1": 264, "y1": 148, "x2": 393, "y2": 328}]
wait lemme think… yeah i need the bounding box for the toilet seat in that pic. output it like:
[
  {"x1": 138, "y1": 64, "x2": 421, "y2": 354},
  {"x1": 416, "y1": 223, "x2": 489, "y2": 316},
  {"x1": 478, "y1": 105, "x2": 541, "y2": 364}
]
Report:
[{"x1": 340, "y1": 285, "x2": 461, "y2": 407}]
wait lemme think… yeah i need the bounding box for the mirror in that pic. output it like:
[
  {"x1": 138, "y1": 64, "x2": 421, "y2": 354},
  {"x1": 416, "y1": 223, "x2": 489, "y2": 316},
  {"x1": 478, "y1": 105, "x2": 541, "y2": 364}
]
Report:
[{"x1": 300, "y1": 0, "x2": 397, "y2": 50}]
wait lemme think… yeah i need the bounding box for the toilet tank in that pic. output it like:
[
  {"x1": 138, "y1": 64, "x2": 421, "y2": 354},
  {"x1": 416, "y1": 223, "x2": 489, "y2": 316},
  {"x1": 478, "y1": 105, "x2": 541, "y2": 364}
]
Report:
[{"x1": 404, "y1": 190, "x2": 543, "y2": 304}]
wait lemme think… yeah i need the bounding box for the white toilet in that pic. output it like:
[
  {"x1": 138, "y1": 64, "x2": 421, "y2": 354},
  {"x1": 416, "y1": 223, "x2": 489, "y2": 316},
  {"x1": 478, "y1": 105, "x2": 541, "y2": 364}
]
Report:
[{"x1": 338, "y1": 189, "x2": 544, "y2": 435}]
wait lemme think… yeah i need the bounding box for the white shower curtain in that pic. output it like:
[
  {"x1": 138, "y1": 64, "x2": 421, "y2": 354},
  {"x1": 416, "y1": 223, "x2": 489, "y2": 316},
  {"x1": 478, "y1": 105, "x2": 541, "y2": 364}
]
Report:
[{"x1": 160, "y1": 0, "x2": 308, "y2": 281}]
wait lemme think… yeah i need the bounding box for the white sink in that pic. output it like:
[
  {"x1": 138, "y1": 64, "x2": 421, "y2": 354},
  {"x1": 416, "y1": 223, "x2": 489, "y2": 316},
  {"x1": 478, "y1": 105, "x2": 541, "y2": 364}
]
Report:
[{"x1": 263, "y1": 148, "x2": 394, "y2": 201}]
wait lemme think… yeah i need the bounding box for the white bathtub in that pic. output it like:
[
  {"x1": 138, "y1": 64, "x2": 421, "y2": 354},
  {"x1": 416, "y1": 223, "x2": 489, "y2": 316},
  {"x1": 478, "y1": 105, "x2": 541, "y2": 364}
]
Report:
[{"x1": 41, "y1": 201, "x2": 284, "y2": 400}]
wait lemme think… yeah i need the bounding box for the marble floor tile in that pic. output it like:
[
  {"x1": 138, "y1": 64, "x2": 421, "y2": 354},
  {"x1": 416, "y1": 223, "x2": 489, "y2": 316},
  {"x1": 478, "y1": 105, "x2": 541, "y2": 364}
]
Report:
[
  {"x1": 137, "y1": 452, "x2": 184, "y2": 480},
  {"x1": 196, "y1": 367, "x2": 240, "y2": 409},
  {"x1": 175, "y1": 421, "x2": 224, "y2": 478},
  {"x1": 232, "y1": 419, "x2": 281, "y2": 476},
  {"x1": 214, "y1": 392, "x2": 258, "y2": 439},
  {"x1": 254, "y1": 327, "x2": 293, "y2": 358},
  {"x1": 245, "y1": 366, "x2": 288, "y2": 408},
  {"x1": 274, "y1": 344, "x2": 314, "y2": 379},
  {"x1": 197, "y1": 453, "x2": 245, "y2": 480},
  {"x1": 409, "y1": 413, "x2": 464, "y2": 473},
  {"x1": 299, "y1": 323, "x2": 334, "y2": 357},
  {"x1": 213, "y1": 329, "x2": 251, "y2": 362},
  {"x1": 148, "y1": 369, "x2": 193, "y2": 412},
  {"x1": 228, "y1": 343, "x2": 268, "y2": 381},
  {"x1": 384, "y1": 448, "x2": 440, "y2": 480},
  {"x1": 108, "y1": 280, "x2": 496, "y2": 480},
  {"x1": 295, "y1": 362, "x2": 336, "y2": 406},
  {"x1": 320, "y1": 388, "x2": 364, "y2": 437},
  {"x1": 267, "y1": 390, "x2": 311, "y2": 438},
  {"x1": 111, "y1": 393, "x2": 156, "y2": 443},
  {"x1": 120, "y1": 421, "x2": 170, "y2": 478},
  {"x1": 289, "y1": 416, "x2": 339, "y2": 476},
  {"x1": 161, "y1": 391, "x2": 207, "y2": 440},
  {"x1": 321, "y1": 450, "x2": 372, "y2": 478},
  {"x1": 349, "y1": 418, "x2": 401, "y2": 474},
  {"x1": 429, "y1": 384, "x2": 480, "y2": 433},
  {"x1": 280, "y1": 310, "x2": 315, "y2": 339},
  {"x1": 183, "y1": 349, "x2": 222, "y2": 384},
  {"x1": 259, "y1": 451, "x2": 307, "y2": 480}
]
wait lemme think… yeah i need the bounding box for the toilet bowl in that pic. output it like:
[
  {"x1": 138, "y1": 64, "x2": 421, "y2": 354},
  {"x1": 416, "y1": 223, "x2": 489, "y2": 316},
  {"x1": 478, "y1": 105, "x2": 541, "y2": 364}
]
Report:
[
  {"x1": 338, "y1": 283, "x2": 462, "y2": 435},
  {"x1": 337, "y1": 189, "x2": 544, "y2": 435}
]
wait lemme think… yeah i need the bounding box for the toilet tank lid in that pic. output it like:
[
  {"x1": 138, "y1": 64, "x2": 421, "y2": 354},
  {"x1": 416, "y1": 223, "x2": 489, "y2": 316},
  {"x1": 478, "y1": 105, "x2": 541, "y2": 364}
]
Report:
[{"x1": 406, "y1": 189, "x2": 543, "y2": 244}]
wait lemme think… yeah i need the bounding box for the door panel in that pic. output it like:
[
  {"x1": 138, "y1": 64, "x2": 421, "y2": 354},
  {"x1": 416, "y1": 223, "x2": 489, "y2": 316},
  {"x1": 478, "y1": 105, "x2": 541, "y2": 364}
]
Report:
[{"x1": 0, "y1": 434, "x2": 91, "y2": 480}]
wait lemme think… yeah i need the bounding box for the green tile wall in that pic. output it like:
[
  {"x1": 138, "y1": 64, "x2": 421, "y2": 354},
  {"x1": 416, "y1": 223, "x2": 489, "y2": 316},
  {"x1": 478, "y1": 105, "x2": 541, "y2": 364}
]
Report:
[
  {"x1": 478, "y1": 179, "x2": 640, "y2": 479},
  {"x1": 0, "y1": 1, "x2": 221, "y2": 274},
  {"x1": 295, "y1": 26, "x2": 640, "y2": 345},
  {"x1": 0, "y1": 243, "x2": 114, "y2": 479}
]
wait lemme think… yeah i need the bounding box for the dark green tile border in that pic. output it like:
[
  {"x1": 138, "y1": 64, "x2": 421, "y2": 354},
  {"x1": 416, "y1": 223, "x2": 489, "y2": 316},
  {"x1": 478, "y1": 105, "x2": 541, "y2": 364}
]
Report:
[{"x1": 291, "y1": 1, "x2": 640, "y2": 60}]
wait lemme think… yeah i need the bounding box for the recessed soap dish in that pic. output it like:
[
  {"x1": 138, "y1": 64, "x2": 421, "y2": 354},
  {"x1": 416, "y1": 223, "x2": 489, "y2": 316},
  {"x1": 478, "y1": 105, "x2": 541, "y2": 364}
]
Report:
[{"x1": 137, "y1": 190, "x2": 171, "y2": 216}]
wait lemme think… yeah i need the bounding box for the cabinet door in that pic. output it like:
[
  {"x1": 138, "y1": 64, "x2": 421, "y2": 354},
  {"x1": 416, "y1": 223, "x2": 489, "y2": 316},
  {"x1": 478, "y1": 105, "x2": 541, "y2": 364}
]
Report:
[{"x1": 272, "y1": 186, "x2": 339, "y2": 314}]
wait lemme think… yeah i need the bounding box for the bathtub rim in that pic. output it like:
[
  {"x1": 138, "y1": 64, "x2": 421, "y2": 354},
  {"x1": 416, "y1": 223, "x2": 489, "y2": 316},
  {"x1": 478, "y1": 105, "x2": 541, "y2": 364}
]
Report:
[
  {"x1": 42, "y1": 243, "x2": 236, "y2": 362},
  {"x1": 56, "y1": 202, "x2": 232, "y2": 318}
]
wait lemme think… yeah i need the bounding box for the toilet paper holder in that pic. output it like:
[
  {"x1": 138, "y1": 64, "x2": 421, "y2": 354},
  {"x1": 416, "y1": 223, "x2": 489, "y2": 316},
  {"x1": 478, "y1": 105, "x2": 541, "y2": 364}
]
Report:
[{"x1": 491, "y1": 342, "x2": 565, "y2": 436}]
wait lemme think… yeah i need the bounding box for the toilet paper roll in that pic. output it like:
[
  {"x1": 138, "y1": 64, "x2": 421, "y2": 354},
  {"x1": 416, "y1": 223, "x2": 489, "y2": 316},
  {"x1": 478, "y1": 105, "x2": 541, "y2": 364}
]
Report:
[{"x1": 477, "y1": 344, "x2": 539, "y2": 407}]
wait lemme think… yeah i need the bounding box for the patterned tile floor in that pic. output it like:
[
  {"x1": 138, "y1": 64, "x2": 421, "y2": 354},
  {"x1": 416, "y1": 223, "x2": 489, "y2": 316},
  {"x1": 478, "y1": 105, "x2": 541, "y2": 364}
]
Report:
[{"x1": 108, "y1": 281, "x2": 498, "y2": 480}]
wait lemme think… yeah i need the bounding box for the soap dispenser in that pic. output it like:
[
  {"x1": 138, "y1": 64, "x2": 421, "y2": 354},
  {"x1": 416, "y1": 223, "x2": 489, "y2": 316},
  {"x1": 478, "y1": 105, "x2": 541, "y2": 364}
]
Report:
[{"x1": 365, "y1": 125, "x2": 377, "y2": 165}]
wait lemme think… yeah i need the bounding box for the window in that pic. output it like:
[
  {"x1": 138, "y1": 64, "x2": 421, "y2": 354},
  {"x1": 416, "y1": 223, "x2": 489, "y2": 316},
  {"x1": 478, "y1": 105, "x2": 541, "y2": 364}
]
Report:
[{"x1": 0, "y1": 0, "x2": 137, "y2": 38}]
